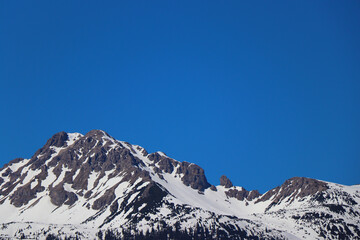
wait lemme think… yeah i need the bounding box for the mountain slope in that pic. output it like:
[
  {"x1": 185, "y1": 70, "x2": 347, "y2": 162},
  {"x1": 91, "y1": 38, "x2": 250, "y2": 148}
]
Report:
[{"x1": 0, "y1": 130, "x2": 359, "y2": 239}]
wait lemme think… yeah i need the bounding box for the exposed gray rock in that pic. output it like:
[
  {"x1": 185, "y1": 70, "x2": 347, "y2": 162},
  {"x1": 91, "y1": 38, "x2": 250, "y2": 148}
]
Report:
[
  {"x1": 49, "y1": 183, "x2": 79, "y2": 206},
  {"x1": 1, "y1": 168, "x2": 12, "y2": 177},
  {"x1": 110, "y1": 200, "x2": 119, "y2": 214},
  {"x1": 256, "y1": 177, "x2": 329, "y2": 205},
  {"x1": 0, "y1": 158, "x2": 24, "y2": 172},
  {"x1": 73, "y1": 166, "x2": 90, "y2": 190},
  {"x1": 225, "y1": 187, "x2": 260, "y2": 201},
  {"x1": 247, "y1": 190, "x2": 261, "y2": 201},
  {"x1": 10, "y1": 182, "x2": 45, "y2": 207},
  {"x1": 149, "y1": 152, "x2": 212, "y2": 191},
  {"x1": 27, "y1": 132, "x2": 70, "y2": 170},
  {"x1": 177, "y1": 162, "x2": 211, "y2": 191},
  {"x1": 92, "y1": 186, "x2": 116, "y2": 210},
  {"x1": 157, "y1": 158, "x2": 175, "y2": 174},
  {"x1": 36, "y1": 165, "x2": 49, "y2": 181},
  {"x1": 84, "y1": 190, "x2": 92, "y2": 199},
  {"x1": 210, "y1": 185, "x2": 217, "y2": 191},
  {"x1": 0, "y1": 167, "x2": 28, "y2": 197},
  {"x1": 220, "y1": 175, "x2": 233, "y2": 188},
  {"x1": 148, "y1": 152, "x2": 164, "y2": 163},
  {"x1": 45, "y1": 131, "x2": 69, "y2": 148},
  {"x1": 136, "y1": 146, "x2": 148, "y2": 156},
  {"x1": 64, "y1": 192, "x2": 78, "y2": 205}
]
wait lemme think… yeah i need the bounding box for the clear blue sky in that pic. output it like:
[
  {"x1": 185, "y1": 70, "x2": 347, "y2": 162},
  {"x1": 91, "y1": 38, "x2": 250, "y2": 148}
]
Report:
[{"x1": 1, "y1": 1, "x2": 359, "y2": 193}]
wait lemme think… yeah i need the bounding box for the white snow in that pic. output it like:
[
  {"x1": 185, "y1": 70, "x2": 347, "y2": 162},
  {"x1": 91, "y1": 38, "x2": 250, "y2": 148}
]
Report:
[
  {"x1": 87, "y1": 171, "x2": 99, "y2": 190},
  {"x1": 72, "y1": 168, "x2": 81, "y2": 180},
  {"x1": 66, "y1": 133, "x2": 83, "y2": 146},
  {"x1": 22, "y1": 168, "x2": 42, "y2": 186},
  {"x1": 63, "y1": 183, "x2": 75, "y2": 193},
  {"x1": 41, "y1": 167, "x2": 57, "y2": 188},
  {"x1": 138, "y1": 203, "x2": 147, "y2": 211},
  {"x1": 52, "y1": 167, "x2": 70, "y2": 187},
  {"x1": 30, "y1": 180, "x2": 37, "y2": 189},
  {"x1": 157, "y1": 151, "x2": 167, "y2": 157},
  {"x1": 8, "y1": 159, "x2": 28, "y2": 172}
]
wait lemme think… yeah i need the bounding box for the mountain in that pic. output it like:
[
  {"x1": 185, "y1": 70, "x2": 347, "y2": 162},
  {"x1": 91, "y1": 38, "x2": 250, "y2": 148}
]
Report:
[{"x1": 0, "y1": 130, "x2": 359, "y2": 239}]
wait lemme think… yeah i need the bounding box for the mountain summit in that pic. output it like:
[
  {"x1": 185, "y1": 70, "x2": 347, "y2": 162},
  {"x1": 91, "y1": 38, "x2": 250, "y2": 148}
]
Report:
[{"x1": 0, "y1": 130, "x2": 359, "y2": 239}]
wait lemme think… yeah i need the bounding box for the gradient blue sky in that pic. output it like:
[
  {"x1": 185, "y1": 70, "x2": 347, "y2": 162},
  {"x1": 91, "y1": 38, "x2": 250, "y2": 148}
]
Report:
[{"x1": 1, "y1": 1, "x2": 359, "y2": 193}]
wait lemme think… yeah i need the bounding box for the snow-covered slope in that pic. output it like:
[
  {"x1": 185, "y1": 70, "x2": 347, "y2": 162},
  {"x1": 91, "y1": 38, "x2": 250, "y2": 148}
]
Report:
[{"x1": 0, "y1": 130, "x2": 359, "y2": 239}]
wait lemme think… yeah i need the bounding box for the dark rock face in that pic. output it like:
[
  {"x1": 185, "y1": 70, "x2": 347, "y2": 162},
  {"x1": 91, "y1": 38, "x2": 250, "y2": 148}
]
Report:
[
  {"x1": 45, "y1": 132, "x2": 69, "y2": 148},
  {"x1": 282, "y1": 177, "x2": 328, "y2": 198},
  {"x1": 221, "y1": 175, "x2": 261, "y2": 201},
  {"x1": 247, "y1": 190, "x2": 261, "y2": 200},
  {"x1": 93, "y1": 187, "x2": 116, "y2": 210},
  {"x1": 177, "y1": 162, "x2": 211, "y2": 191},
  {"x1": 226, "y1": 188, "x2": 247, "y2": 200},
  {"x1": 157, "y1": 158, "x2": 175, "y2": 174},
  {"x1": 220, "y1": 175, "x2": 233, "y2": 188},
  {"x1": 65, "y1": 192, "x2": 78, "y2": 205},
  {"x1": 49, "y1": 185, "x2": 77, "y2": 206},
  {"x1": 148, "y1": 152, "x2": 164, "y2": 163},
  {"x1": 73, "y1": 166, "x2": 91, "y2": 190},
  {"x1": 49, "y1": 185, "x2": 67, "y2": 206},
  {"x1": 225, "y1": 188, "x2": 260, "y2": 201},
  {"x1": 1, "y1": 168, "x2": 12, "y2": 177},
  {"x1": 0, "y1": 158, "x2": 24, "y2": 172},
  {"x1": 149, "y1": 153, "x2": 179, "y2": 177},
  {"x1": 27, "y1": 132, "x2": 70, "y2": 170},
  {"x1": 256, "y1": 177, "x2": 329, "y2": 206},
  {"x1": 110, "y1": 200, "x2": 119, "y2": 214},
  {"x1": 10, "y1": 182, "x2": 45, "y2": 207},
  {"x1": 148, "y1": 152, "x2": 211, "y2": 191}
]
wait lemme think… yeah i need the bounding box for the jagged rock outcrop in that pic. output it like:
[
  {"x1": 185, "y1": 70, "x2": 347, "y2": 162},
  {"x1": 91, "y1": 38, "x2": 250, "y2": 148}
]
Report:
[
  {"x1": 225, "y1": 188, "x2": 261, "y2": 201},
  {"x1": 220, "y1": 175, "x2": 261, "y2": 201},
  {"x1": 257, "y1": 177, "x2": 329, "y2": 204},
  {"x1": 220, "y1": 175, "x2": 233, "y2": 188},
  {"x1": 10, "y1": 182, "x2": 45, "y2": 207},
  {"x1": 177, "y1": 162, "x2": 211, "y2": 191},
  {"x1": 149, "y1": 152, "x2": 211, "y2": 191}
]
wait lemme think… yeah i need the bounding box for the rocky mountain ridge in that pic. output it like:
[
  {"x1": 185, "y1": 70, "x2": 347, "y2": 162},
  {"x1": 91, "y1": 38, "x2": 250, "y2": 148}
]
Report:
[{"x1": 0, "y1": 130, "x2": 359, "y2": 239}]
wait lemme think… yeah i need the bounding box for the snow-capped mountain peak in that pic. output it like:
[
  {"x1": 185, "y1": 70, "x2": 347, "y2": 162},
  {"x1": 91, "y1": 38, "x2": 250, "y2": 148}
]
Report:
[{"x1": 0, "y1": 130, "x2": 359, "y2": 239}]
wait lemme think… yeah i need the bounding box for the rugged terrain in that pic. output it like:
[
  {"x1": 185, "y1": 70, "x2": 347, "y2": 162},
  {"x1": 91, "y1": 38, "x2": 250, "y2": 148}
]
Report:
[{"x1": 0, "y1": 130, "x2": 359, "y2": 239}]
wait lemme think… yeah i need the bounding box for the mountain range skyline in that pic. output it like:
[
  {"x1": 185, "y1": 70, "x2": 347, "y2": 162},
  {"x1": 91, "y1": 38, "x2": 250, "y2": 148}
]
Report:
[
  {"x1": 1, "y1": 1, "x2": 359, "y2": 194},
  {"x1": 0, "y1": 129, "x2": 359, "y2": 239},
  {"x1": 1, "y1": 130, "x2": 358, "y2": 195}
]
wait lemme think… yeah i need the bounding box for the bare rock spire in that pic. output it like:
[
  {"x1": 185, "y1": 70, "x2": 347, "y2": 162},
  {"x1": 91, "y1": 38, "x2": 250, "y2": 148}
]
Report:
[{"x1": 220, "y1": 175, "x2": 233, "y2": 188}]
